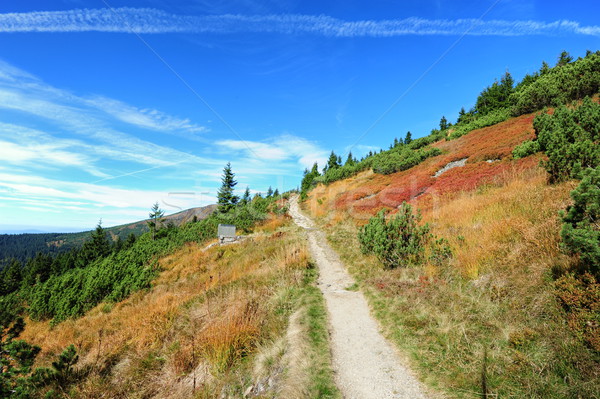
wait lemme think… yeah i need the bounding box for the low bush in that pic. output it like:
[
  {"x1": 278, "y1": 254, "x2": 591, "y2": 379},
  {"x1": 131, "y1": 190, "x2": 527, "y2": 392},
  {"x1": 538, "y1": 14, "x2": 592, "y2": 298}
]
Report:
[
  {"x1": 535, "y1": 97, "x2": 600, "y2": 182},
  {"x1": 560, "y1": 167, "x2": 600, "y2": 277},
  {"x1": 510, "y1": 51, "x2": 600, "y2": 116},
  {"x1": 358, "y1": 203, "x2": 432, "y2": 269},
  {"x1": 448, "y1": 108, "x2": 511, "y2": 140},
  {"x1": 512, "y1": 139, "x2": 540, "y2": 159},
  {"x1": 372, "y1": 147, "x2": 441, "y2": 175},
  {"x1": 554, "y1": 272, "x2": 600, "y2": 351}
]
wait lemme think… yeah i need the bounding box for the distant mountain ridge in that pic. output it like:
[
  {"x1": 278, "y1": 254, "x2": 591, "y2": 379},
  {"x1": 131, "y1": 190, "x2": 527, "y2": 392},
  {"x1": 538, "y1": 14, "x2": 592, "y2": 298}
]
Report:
[{"x1": 0, "y1": 204, "x2": 217, "y2": 265}]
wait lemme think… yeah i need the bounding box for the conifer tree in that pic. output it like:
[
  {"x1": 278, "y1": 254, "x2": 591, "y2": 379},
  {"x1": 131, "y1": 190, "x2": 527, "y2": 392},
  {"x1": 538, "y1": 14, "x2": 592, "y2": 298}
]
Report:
[
  {"x1": 539, "y1": 60, "x2": 550, "y2": 75},
  {"x1": 404, "y1": 131, "x2": 412, "y2": 144},
  {"x1": 300, "y1": 162, "x2": 320, "y2": 201},
  {"x1": 241, "y1": 186, "x2": 251, "y2": 205},
  {"x1": 147, "y1": 202, "x2": 164, "y2": 240},
  {"x1": 326, "y1": 151, "x2": 340, "y2": 171},
  {"x1": 345, "y1": 151, "x2": 355, "y2": 166},
  {"x1": 217, "y1": 162, "x2": 239, "y2": 213},
  {"x1": 439, "y1": 116, "x2": 449, "y2": 130},
  {"x1": 557, "y1": 50, "x2": 573, "y2": 67},
  {"x1": 79, "y1": 220, "x2": 111, "y2": 264}
]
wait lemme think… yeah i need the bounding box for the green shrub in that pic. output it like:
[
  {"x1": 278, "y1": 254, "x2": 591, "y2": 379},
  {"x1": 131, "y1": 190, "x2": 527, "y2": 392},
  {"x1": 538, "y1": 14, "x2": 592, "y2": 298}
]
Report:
[
  {"x1": 561, "y1": 167, "x2": 600, "y2": 277},
  {"x1": 448, "y1": 108, "x2": 511, "y2": 140},
  {"x1": 372, "y1": 147, "x2": 441, "y2": 175},
  {"x1": 358, "y1": 203, "x2": 432, "y2": 269},
  {"x1": 534, "y1": 98, "x2": 600, "y2": 182},
  {"x1": 511, "y1": 51, "x2": 600, "y2": 116},
  {"x1": 0, "y1": 317, "x2": 40, "y2": 398},
  {"x1": 512, "y1": 139, "x2": 541, "y2": 159}
]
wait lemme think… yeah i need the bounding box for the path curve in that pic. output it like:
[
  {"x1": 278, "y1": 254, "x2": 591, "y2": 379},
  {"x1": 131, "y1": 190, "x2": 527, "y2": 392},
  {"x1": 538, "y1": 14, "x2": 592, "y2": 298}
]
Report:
[{"x1": 289, "y1": 195, "x2": 429, "y2": 399}]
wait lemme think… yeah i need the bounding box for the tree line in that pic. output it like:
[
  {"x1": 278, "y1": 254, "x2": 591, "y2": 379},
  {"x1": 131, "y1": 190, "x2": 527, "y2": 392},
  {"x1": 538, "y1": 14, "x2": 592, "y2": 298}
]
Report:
[{"x1": 301, "y1": 50, "x2": 600, "y2": 196}]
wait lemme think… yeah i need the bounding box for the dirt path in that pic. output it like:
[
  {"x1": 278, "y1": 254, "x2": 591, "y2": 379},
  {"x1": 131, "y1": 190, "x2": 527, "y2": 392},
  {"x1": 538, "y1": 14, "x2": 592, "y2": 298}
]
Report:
[{"x1": 289, "y1": 196, "x2": 429, "y2": 399}]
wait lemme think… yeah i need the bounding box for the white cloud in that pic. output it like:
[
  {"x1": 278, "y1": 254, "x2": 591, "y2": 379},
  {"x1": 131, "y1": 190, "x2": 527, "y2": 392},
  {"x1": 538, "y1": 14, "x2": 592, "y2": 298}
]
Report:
[
  {"x1": 0, "y1": 171, "x2": 208, "y2": 226},
  {"x1": 216, "y1": 134, "x2": 328, "y2": 170},
  {"x1": 84, "y1": 96, "x2": 208, "y2": 136},
  {"x1": 0, "y1": 8, "x2": 598, "y2": 37},
  {"x1": 0, "y1": 64, "x2": 218, "y2": 171},
  {"x1": 0, "y1": 59, "x2": 329, "y2": 229}
]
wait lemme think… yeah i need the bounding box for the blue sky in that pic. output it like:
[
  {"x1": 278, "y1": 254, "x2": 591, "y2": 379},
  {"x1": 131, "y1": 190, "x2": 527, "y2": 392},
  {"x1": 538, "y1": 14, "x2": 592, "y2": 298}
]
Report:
[{"x1": 0, "y1": 0, "x2": 598, "y2": 232}]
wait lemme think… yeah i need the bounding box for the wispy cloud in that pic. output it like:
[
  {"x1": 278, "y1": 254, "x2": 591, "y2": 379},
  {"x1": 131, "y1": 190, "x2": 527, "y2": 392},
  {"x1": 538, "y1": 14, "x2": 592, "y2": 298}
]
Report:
[
  {"x1": 0, "y1": 171, "x2": 206, "y2": 226},
  {"x1": 0, "y1": 8, "x2": 599, "y2": 37},
  {"x1": 0, "y1": 62, "x2": 215, "y2": 171},
  {"x1": 84, "y1": 96, "x2": 208, "y2": 136},
  {"x1": 217, "y1": 134, "x2": 328, "y2": 170},
  {"x1": 0, "y1": 59, "x2": 330, "y2": 228}
]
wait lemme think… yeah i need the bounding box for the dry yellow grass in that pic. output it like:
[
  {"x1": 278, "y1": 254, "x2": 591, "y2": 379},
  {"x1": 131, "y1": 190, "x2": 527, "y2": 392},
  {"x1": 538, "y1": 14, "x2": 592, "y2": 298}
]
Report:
[
  {"x1": 21, "y1": 228, "x2": 312, "y2": 398},
  {"x1": 322, "y1": 164, "x2": 598, "y2": 397},
  {"x1": 423, "y1": 166, "x2": 576, "y2": 278}
]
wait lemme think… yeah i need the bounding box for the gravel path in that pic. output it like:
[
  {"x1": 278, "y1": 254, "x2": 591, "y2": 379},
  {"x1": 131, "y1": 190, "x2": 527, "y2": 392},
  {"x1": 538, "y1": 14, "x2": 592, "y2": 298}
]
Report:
[{"x1": 289, "y1": 196, "x2": 429, "y2": 399}]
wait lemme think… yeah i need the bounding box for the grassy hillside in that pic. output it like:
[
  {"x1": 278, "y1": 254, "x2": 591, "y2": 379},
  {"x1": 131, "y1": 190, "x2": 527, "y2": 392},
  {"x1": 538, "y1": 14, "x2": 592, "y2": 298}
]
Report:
[
  {"x1": 15, "y1": 217, "x2": 338, "y2": 398},
  {"x1": 301, "y1": 106, "x2": 599, "y2": 396}
]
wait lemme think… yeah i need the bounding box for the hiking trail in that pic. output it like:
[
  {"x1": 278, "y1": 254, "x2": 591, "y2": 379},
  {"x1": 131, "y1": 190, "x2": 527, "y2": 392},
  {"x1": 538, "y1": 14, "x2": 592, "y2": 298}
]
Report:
[{"x1": 289, "y1": 195, "x2": 429, "y2": 399}]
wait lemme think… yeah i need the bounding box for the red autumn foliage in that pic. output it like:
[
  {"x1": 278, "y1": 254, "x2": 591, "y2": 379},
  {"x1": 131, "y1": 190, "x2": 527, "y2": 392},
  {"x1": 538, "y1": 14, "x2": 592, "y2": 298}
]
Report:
[{"x1": 332, "y1": 112, "x2": 539, "y2": 218}]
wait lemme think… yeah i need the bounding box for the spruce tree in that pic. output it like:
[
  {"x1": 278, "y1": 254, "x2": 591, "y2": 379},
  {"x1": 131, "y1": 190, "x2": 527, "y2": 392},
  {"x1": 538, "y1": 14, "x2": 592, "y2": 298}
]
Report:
[
  {"x1": 326, "y1": 151, "x2": 340, "y2": 171},
  {"x1": 557, "y1": 50, "x2": 573, "y2": 67},
  {"x1": 217, "y1": 162, "x2": 239, "y2": 213},
  {"x1": 345, "y1": 152, "x2": 355, "y2": 166},
  {"x1": 79, "y1": 221, "x2": 111, "y2": 265},
  {"x1": 241, "y1": 186, "x2": 251, "y2": 205},
  {"x1": 147, "y1": 202, "x2": 164, "y2": 240},
  {"x1": 439, "y1": 116, "x2": 449, "y2": 130}
]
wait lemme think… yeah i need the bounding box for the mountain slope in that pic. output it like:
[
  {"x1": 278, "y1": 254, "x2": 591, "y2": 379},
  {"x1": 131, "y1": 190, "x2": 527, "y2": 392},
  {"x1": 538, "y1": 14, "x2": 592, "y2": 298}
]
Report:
[
  {"x1": 301, "y1": 113, "x2": 599, "y2": 397},
  {"x1": 0, "y1": 204, "x2": 216, "y2": 264},
  {"x1": 19, "y1": 217, "x2": 340, "y2": 398}
]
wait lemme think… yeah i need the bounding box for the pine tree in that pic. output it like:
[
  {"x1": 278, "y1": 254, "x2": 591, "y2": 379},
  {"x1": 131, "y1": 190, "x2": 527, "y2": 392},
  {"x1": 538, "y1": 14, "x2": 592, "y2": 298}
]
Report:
[
  {"x1": 125, "y1": 233, "x2": 136, "y2": 248},
  {"x1": 345, "y1": 152, "x2": 355, "y2": 166},
  {"x1": 241, "y1": 186, "x2": 251, "y2": 205},
  {"x1": 266, "y1": 186, "x2": 274, "y2": 198},
  {"x1": 561, "y1": 167, "x2": 600, "y2": 276},
  {"x1": 439, "y1": 116, "x2": 449, "y2": 130},
  {"x1": 300, "y1": 162, "x2": 320, "y2": 201},
  {"x1": 79, "y1": 221, "x2": 111, "y2": 264},
  {"x1": 404, "y1": 131, "x2": 412, "y2": 145},
  {"x1": 273, "y1": 188, "x2": 280, "y2": 197},
  {"x1": 557, "y1": 50, "x2": 573, "y2": 67},
  {"x1": 0, "y1": 317, "x2": 41, "y2": 397},
  {"x1": 326, "y1": 151, "x2": 340, "y2": 171},
  {"x1": 539, "y1": 60, "x2": 550, "y2": 75},
  {"x1": 311, "y1": 162, "x2": 319, "y2": 175},
  {"x1": 217, "y1": 162, "x2": 239, "y2": 213},
  {"x1": 457, "y1": 107, "x2": 467, "y2": 124},
  {"x1": 147, "y1": 202, "x2": 164, "y2": 240}
]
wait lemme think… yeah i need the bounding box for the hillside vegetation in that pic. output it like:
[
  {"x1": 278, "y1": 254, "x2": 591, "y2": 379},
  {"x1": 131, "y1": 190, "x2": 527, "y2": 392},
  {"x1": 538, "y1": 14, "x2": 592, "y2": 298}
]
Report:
[
  {"x1": 300, "y1": 50, "x2": 600, "y2": 199},
  {"x1": 302, "y1": 50, "x2": 599, "y2": 398},
  {"x1": 0, "y1": 178, "x2": 341, "y2": 398},
  {"x1": 18, "y1": 219, "x2": 338, "y2": 398}
]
